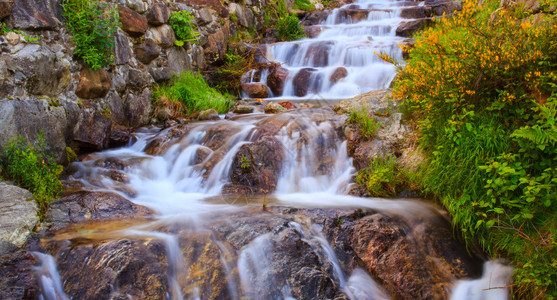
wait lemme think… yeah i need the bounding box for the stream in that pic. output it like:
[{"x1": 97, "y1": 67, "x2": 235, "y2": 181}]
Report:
[{"x1": 6, "y1": 0, "x2": 513, "y2": 299}]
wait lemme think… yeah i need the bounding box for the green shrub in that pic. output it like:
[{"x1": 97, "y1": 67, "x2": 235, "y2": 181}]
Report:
[
  {"x1": 62, "y1": 0, "x2": 119, "y2": 70},
  {"x1": 293, "y1": 0, "x2": 313, "y2": 11},
  {"x1": 347, "y1": 107, "x2": 380, "y2": 139},
  {"x1": 276, "y1": 14, "x2": 306, "y2": 41},
  {"x1": 1, "y1": 133, "x2": 63, "y2": 220},
  {"x1": 356, "y1": 156, "x2": 404, "y2": 197},
  {"x1": 391, "y1": 0, "x2": 557, "y2": 296},
  {"x1": 153, "y1": 71, "x2": 234, "y2": 117},
  {"x1": 169, "y1": 10, "x2": 200, "y2": 46}
]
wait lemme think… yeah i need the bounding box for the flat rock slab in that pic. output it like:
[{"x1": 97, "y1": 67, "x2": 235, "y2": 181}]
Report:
[{"x1": 0, "y1": 181, "x2": 38, "y2": 248}]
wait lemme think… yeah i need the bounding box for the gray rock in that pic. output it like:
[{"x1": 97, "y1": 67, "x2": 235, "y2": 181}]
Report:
[
  {"x1": 5, "y1": 44, "x2": 71, "y2": 96},
  {"x1": 106, "y1": 91, "x2": 127, "y2": 126},
  {"x1": 148, "y1": 24, "x2": 176, "y2": 48},
  {"x1": 198, "y1": 108, "x2": 220, "y2": 121},
  {"x1": 73, "y1": 108, "x2": 112, "y2": 151},
  {"x1": 196, "y1": 7, "x2": 214, "y2": 25},
  {"x1": 228, "y1": 3, "x2": 255, "y2": 29},
  {"x1": 149, "y1": 67, "x2": 173, "y2": 83},
  {"x1": 0, "y1": 241, "x2": 19, "y2": 256},
  {"x1": 10, "y1": 0, "x2": 61, "y2": 29},
  {"x1": 133, "y1": 38, "x2": 160, "y2": 65},
  {"x1": 0, "y1": 181, "x2": 38, "y2": 248},
  {"x1": 126, "y1": 88, "x2": 151, "y2": 127},
  {"x1": 233, "y1": 105, "x2": 254, "y2": 114},
  {"x1": 0, "y1": 99, "x2": 67, "y2": 163},
  {"x1": 114, "y1": 31, "x2": 132, "y2": 65},
  {"x1": 126, "y1": 0, "x2": 148, "y2": 14},
  {"x1": 127, "y1": 67, "x2": 151, "y2": 90},
  {"x1": 167, "y1": 46, "x2": 192, "y2": 74},
  {"x1": 147, "y1": 2, "x2": 170, "y2": 26}
]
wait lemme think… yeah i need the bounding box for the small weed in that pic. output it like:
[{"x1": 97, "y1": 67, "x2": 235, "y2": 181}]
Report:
[
  {"x1": 347, "y1": 107, "x2": 381, "y2": 139},
  {"x1": 240, "y1": 154, "x2": 250, "y2": 169}
]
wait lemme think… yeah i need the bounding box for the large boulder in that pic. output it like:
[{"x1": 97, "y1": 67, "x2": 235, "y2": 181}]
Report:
[
  {"x1": 396, "y1": 19, "x2": 431, "y2": 37},
  {"x1": 267, "y1": 65, "x2": 289, "y2": 96},
  {"x1": 305, "y1": 41, "x2": 333, "y2": 67},
  {"x1": 293, "y1": 68, "x2": 317, "y2": 97},
  {"x1": 147, "y1": 2, "x2": 170, "y2": 25},
  {"x1": 5, "y1": 44, "x2": 70, "y2": 97},
  {"x1": 241, "y1": 82, "x2": 269, "y2": 98},
  {"x1": 75, "y1": 68, "x2": 111, "y2": 99},
  {"x1": 10, "y1": 0, "x2": 61, "y2": 29},
  {"x1": 0, "y1": 98, "x2": 67, "y2": 163},
  {"x1": 72, "y1": 108, "x2": 112, "y2": 151},
  {"x1": 0, "y1": 181, "x2": 38, "y2": 248},
  {"x1": 119, "y1": 5, "x2": 148, "y2": 37}
]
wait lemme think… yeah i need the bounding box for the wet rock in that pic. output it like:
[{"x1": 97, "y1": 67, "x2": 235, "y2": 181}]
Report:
[
  {"x1": 400, "y1": 6, "x2": 432, "y2": 19},
  {"x1": 0, "y1": 181, "x2": 38, "y2": 248},
  {"x1": 0, "y1": 250, "x2": 37, "y2": 299},
  {"x1": 5, "y1": 44, "x2": 70, "y2": 96},
  {"x1": 329, "y1": 67, "x2": 348, "y2": 83},
  {"x1": 126, "y1": 88, "x2": 152, "y2": 127},
  {"x1": 114, "y1": 31, "x2": 132, "y2": 65},
  {"x1": 10, "y1": 0, "x2": 61, "y2": 29},
  {"x1": 233, "y1": 105, "x2": 255, "y2": 114},
  {"x1": 75, "y1": 68, "x2": 111, "y2": 99},
  {"x1": 303, "y1": 25, "x2": 327, "y2": 38},
  {"x1": 119, "y1": 5, "x2": 148, "y2": 37},
  {"x1": 198, "y1": 108, "x2": 220, "y2": 121},
  {"x1": 335, "y1": 9, "x2": 371, "y2": 23},
  {"x1": 147, "y1": 3, "x2": 170, "y2": 26},
  {"x1": 396, "y1": 19, "x2": 431, "y2": 37},
  {"x1": 305, "y1": 41, "x2": 333, "y2": 67},
  {"x1": 47, "y1": 192, "x2": 153, "y2": 230},
  {"x1": 278, "y1": 101, "x2": 295, "y2": 110},
  {"x1": 300, "y1": 10, "x2": 330, "y2": 26},
  {"x1": 144, "y1": 124, "x2": 189, "y2": 155},
  {"x1": 194, "y1": 147, "x2": 212, "y2": 164},
  {"x1": 0, "y1": 0, "x2": 12, "y2": 20},
  {"x1": 133, "y1": 38, "x2": 160, "y2": 65},
  {"x1": 349, "y1": 138, "x2": 392, "y2": 171},
  {"x1": 109, "y1": 125, "x2": 131, "y2": 148},
  {"x1": 349, "y1": 213, "x2": 481, "y2": 298},
  {"x1": 229, "y1": 136, "x2": 284, "y2": 194},
  {"x1": 293, "y1": 68, "x2": 317, "y2": 97},
  {"x1": 148, "y1": 24, "x2": 176, "y2": 48},
  {"x1": 264, "y1": 103, "x2": 287, "y2": 114},
  {"x1": 241, "y1": 82, "x2": 269, "y2": 98},
  {"x1": 267, "y1": 65, "x2": 289, "y2": 96},
  {"x1": 0, "y1": 99, "x2": 67, "y2": 163},
  {"x1": 73, "y1": 109, "x2": 111, "y2": 151}
]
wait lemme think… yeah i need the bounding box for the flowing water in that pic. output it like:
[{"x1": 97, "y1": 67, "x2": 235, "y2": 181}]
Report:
[
  {"x1": 245, "y1": 0, "x2": 415, "y2": 99},
  {"x1": 29, "y1": 1, "x2": 514, "y2": 298}
]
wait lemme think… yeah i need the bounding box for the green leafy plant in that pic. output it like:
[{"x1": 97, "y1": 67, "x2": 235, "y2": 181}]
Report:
[
  {"x1": 62, "y1": 0, "x2": 119, "y2": 70},
  {"x1": 1, "y1": 132, "x2": 63, "y2": 220},
  {"x1": 152, "y1": 71, "x2": 233, "y2": 118},
  {"x1": 240, "y1": 154, "x2": 251, "y2": 169},
  {"x1": 276, "y1": 14, "x2": 306, "y2": 41},
  {"x1": 347, "y1": 107, "x2": 381, "y2": 139},
  {"x1": 356, "y1": 156, "x2": 405, "y2": 197},
  {"x1": 1, "y1": 22, "x2": 40, "y2": 42},
  {"x1": 169, "y1": 10, "x2": 200, "y2": 46},
  {"x1": 293, "y1": 0, "x2": 313, "y2": 11}
]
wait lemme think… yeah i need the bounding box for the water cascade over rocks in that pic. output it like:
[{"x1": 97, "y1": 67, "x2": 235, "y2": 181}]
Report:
[{"x1": 244, "y1": 0, "x2": 414, "y2": 99}]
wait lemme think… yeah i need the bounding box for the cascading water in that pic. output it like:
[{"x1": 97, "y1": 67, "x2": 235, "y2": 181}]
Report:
[{"x1": 245, "y1": 0, "x2": 414, "y2": 99}]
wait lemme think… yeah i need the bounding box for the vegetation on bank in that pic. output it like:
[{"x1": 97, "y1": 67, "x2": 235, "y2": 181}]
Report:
[
  {"x1": 61, "y1": 0, "x2": 119, "y2": 70},
  {"x1": 152, "y1": 71, "x2": 233, "y2": 118},
  {"x1": 265, "y1": 0, "x2": 306, "y2": 41},
  {"x1": 1, "y1": 133, "x2": 63, "y2": 220},
  {"x1": 169, "y1": 10, "x2": 200, "y2": 47},
  {"x1": 385, "y1": 0, "x2": 557, "y2": 297}
]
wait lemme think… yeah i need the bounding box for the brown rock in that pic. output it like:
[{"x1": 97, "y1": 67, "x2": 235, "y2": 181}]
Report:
[
  {"x1": 303, "y1": 25, "x2": 327, "y2": 38},
  {"x1": 126, "y1": 88, "x2": 152, "y2": 127},
  {"x1": 181, "y1": 0, "x2": 228, "y2": 17},
  {"x1": 300, "y1": 10, "x2": 330, "y2": 26},
  {"x1": 109, "y1": 125, "x2": 131, "y2": 148},
  {"x1": 329, "y1": 67, "x2": 348, "y2": 83},
  {"x1": 119, "y1": 5, "x2": 148, "y2": 37},
  {"x1": 233, "y1": 105, "x2": 255, "y2": 114},
  {"x1": 305, "y1": 41, "x2": 333, "y2": 67},
  {"x1": 241, "y1": 82, "x2": 269, "y2": 98},
  {"x1": 133, "y1": 38, "x2": 161, "y2": 64},
  {"x1": 334, "y1": 8, "x2": 371, "y2": 23},
  {"x1": 229, "y1": 136, "x2": 284, "y2": 193},
  {"x1": 10, "y1": 0, "x2": 60, "y2": 29},
  {"x1": 147, "y1": 2, "x2": 170, "y2": 26},
  {"x1": 204, "y1": 24, "x2": 229, "y2": 63},
  {"x1": 400, "y1": 6, "x2": 431, "y2": 19},
  {"x1": 293, "y1": 68, "x2": 317, "y2": 97},
  {"x1": 267, "y1": 65, "x2": 289, "y2": 96},
  {"x1": 149, "y1": 24, "x2": 176, "y2": 48},
  {"x1": 264, "y1": 103, "x2": 287, "y2": 114},
  {"x1": 198, "y1": 108, "x2": 220, "y2": 121},
  {"x1": 75, "y1": 68, "x2": 111, "y2": 99},
  {"x1": 396, "y1": 19, "x2": 431, "y2": 37},
  {"x1": 73, "y1": 109, "x2": 112, "y2": 151},
  {"x1": 278, "y1": 101, "x2": 295, "y2": 110},
  {"x1": 0, "y1": 0, "x2": 12, "y2": 20}
]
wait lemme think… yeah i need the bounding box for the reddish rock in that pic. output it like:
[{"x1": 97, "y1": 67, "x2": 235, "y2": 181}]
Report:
[
  {"x1": 0, "y1": 0, "x2": 12, "y2": 20},
  {"x1": 396, "y1": 19, "x2": 431, "y2": 37},
  {"x1": 329, "y1": 67, "x2": 348, "y2": 83},
  {"x1": 267, "y1": 65, "x2": 289, "y2": 96},
  {"x1": 278, "y1": 101, "x2": 295, "y2": 110},
  {"x1": 303, "y1": 25, "x2": 327, "y2": 38},
  {"x1": 119, "y1": 5, "x2": 148, "y2": 37},
  {"x1": 293, "y1": 68, "x2": 317, "y2": 97},
  {"x1": 133, "y1": 38, "x2": 161, "y2": 64},
  {"x1": 305, "y1": 41, "x2": 333, "y2": 67},
  {"x1": 73, "y1": 109, "x2": 112, "y2": 151},
  {"x1": 241, "y1": 82, "x2": 269, "y2": 98},
  {"x1": 204, "y1": 23, "x2": 229, "y2": 63},
  {"x1": 147, "y1": 3, "x2": 170, "y2": 26},
  {"x1": 75, "y1": 68, "x2": 111, "y2": 99}
]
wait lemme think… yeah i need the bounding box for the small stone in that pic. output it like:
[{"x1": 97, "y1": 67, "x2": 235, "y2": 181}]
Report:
[
  {"x1": 233, "y1": 105, "x2": 255, "y2": 114},
  {"x1": 241, "y1": 82, "x2": 269, "y2": 98},
  {"x1": 75, "y1": 68, "x2": 111, "y2": 99},
  {"x1": 198, "y1": 109, "x2": 220, "y2": 121},
  {"x1": 5, "y1": 32, "x2": 23, "y2": 45},
  {"x1": 264, "y1": 103, "x2": 287, "y2": 114},
  {"x1": 126, "y1": 0, "x2": 148, "y2": 13},
  {"x1": 329, "y1": 67, "x2": 348, "y2": 83},
  {"x1": 278, "y1": 101, "x2": 295, "y2": 110}
]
